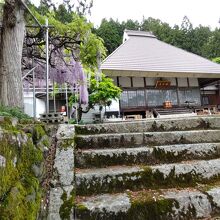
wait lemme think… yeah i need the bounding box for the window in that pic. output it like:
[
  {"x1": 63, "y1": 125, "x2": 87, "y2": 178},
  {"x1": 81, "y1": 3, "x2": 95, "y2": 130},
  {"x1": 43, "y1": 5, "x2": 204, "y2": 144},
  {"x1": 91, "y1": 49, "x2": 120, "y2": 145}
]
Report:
[
  {"x1": 136, "y1": 90, "x2": 146, "y2": 106},
  {"x1": 146, "y1": 89, "x2": 178, "y2": 106},
  {"x1": 178, "y1": 88, "x2": 201, "y2": 106},
  {"x1": 120, "y1": 91, "x2": 129, "y2": 108},
  {"x1": 120, "y1": 90, "x2": 146, "y2": 108},
  {"x1": 202, "y1": 96, "x2": 209, "y2": 105}
]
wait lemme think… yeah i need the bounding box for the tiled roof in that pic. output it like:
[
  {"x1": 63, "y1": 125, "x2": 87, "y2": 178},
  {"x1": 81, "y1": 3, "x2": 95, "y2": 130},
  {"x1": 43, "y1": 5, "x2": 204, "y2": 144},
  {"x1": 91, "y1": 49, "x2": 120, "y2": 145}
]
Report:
[{"x1": 101, "y1": 30, "x2": 220, "y2": 76}]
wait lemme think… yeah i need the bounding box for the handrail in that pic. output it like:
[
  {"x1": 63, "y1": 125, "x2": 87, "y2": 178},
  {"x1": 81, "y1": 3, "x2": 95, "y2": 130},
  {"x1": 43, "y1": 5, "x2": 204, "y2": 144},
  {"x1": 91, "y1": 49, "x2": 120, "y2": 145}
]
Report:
[{"x1": 22, "y1": 66, "x2": 37, "y2": 80}]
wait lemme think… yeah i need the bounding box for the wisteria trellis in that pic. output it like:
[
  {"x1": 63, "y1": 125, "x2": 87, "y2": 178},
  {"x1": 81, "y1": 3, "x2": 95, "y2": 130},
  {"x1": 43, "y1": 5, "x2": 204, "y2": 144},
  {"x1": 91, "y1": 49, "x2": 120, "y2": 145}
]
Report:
[{"x1": 25, "y1": 49, "x2": 89, "y2": 105}]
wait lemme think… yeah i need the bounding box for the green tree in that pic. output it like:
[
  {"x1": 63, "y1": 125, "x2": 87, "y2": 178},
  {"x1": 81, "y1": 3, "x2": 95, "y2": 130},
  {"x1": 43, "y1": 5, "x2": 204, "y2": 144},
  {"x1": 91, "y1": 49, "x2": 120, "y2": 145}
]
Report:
[
  {"x1": 141, "y1": 17, "x2": 173, "y2": 43},
  {"x1": 24, "y1": 2, "x2": 105, "y2": 71},
  {"x1": 122, "y1": 19, "x2": 140, "y2": 30},
  {"x1": 54, "y1": 4, "x2": 73, "y2": 23},
  {"x1": 94, "y1": 16, "x2": 215, "y2": 60},
  {"x1": 95, "y1": 18, "x2": 123, "y2": 54},
  {"x1": 191, "y1": 25, "x2": 211, "y2": 56},
  {"x1": 69, "y1": 73, "x2": 122, "y2": 122},
  {"x1": 202, "y1": 28, "x2": 220, "y2": 59},
  {"x1": 169, "y1": 16, "x2": 194, "y2": 53},
  {"x1": 212, "y1": 57, "x2": 220, "y2": 64}
]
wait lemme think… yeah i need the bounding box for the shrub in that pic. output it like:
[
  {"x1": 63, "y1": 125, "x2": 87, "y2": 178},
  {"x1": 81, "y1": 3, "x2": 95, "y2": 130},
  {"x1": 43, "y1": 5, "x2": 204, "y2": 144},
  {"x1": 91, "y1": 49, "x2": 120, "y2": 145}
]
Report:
[{"x1": 0, "y1": 106, "x2": 31, "y2": 119}]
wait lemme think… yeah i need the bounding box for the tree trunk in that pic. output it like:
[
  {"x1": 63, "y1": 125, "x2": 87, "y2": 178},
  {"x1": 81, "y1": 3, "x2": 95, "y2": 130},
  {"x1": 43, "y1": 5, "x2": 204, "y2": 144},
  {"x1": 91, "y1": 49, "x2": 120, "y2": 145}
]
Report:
[{"x1": 0, "y1": 0, "x2": 25, "y2": 108}]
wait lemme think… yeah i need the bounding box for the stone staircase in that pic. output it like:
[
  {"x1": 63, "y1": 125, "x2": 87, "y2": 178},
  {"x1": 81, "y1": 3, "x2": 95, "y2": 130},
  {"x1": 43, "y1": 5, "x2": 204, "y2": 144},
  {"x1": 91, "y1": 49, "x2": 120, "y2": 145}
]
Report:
[
  {"x1": 153, "y1": 107, "x2": 196, "y2": 118},
  {"x1": 74, "y1": 117, "x2": 220, "y2": 220}
]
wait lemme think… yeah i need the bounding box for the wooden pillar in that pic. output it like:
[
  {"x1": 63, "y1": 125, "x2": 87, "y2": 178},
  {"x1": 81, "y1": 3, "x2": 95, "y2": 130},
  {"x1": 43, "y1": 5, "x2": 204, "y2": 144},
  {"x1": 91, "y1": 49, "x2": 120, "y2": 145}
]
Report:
[
  {"x1": 117, "y1": 76, "x2": 120, "y2": 87},
  {"x1": 130, "y1": 77, "x2": 133, "y2": 87},
  {"x1": 176, "y1": 78, "x2": 180, "y2": 106}
]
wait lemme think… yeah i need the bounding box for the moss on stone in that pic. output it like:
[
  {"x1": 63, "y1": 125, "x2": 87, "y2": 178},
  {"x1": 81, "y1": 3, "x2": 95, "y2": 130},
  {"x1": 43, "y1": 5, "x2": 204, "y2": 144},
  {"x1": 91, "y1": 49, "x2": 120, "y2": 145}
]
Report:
[
  {"x1": 58, "y1": 139, "x2": 75, "y2": 149},
  {"x1": 0, "y1": 141, "x2": 43, "y2": 219},
  {"x1": 0, "y1": 180, "x2": 41, "y2": 220},
  {"x1": 128, "y1": 198, "x2": 176, "y2": 220},
  {"x1": 76, "y1": 162, "x2": 220, "y2": 196},
  {"x1": 0, "y1": 121, "x2": 49, "y2": 220},
  {"x1": 153, "y1": 148, "x2": 188, "y2": 163},
  {"x1": 76, "y1": 203, "x2": 88, "y2": 211},
  {"x1": 32, "y1": 124, "x2": 46, "y2": 144},
  {"x1": 59, "y1": 189, "x2": 75, "y2": 220},
  {"x1": 0, "y1": 117, "x2": 18, "y2": 132},
  {"x1": 19, "y1": 118, "x2": 35, "y2": 125},
  {"x1": 41, "y1": 136, "x2": 50, "y2": 148}
]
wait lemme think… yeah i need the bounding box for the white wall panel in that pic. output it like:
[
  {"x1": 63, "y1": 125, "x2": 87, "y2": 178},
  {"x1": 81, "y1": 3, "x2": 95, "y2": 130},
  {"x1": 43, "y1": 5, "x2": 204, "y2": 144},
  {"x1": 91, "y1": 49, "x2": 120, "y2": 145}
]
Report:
[
  {"x1": 189, "y1": 78, "x2": 199, "y2": 87},
  {"x1": 145, "y1": 78, "x2": 157, "y2": 86},
  {"x1": 119, "y1": 77, "x2": 131, "y2": 87},
  {"x1": 132, "y1": 77, "x2": 144, "y2": 87},
  {"x1": 178, "y1": 78, "x2": 188, "y2": 87}
]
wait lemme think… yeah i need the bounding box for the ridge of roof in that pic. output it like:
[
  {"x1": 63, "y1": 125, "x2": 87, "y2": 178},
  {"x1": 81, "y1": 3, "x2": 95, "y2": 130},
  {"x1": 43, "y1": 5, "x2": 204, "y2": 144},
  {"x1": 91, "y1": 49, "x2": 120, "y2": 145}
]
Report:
[{"x1": 124, "y1": 29, "x2": 156, "y2": 38}]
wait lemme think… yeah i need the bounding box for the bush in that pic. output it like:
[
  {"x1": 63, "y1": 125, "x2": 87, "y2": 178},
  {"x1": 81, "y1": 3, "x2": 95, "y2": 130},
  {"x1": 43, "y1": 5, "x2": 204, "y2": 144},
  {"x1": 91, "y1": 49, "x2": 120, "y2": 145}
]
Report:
[{"x1": 0, "y1": 106, "x2": 31, "y2": 119}]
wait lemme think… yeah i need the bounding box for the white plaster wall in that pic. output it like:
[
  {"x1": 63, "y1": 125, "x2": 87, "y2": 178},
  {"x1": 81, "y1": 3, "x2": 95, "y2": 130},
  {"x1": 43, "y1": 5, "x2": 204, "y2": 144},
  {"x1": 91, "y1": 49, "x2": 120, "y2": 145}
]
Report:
[
  {"x1": 123, "y1": 32, "x2": 129, "y2": 42},
  {"x1": 189, "y1": 78, "x2": 199, "y2": 87},
  {"x1": 145, "y1": 77, "x2": 157, "y2": 86},
  {"x1": 106, "y1": 99, "x2": 120, "y2": 112},
  {"x1": 24, "y1": 93, "x2": 45, "y2": 118},
  {"x1": 119, "y1": 77, "x2": 131, "y2": 87},
  {"x1": 132, "y1": 77, "x2": 145, "y2": 87},
  {"x1": 178, "y1": 78, "x2": 188, "y2": 87}
]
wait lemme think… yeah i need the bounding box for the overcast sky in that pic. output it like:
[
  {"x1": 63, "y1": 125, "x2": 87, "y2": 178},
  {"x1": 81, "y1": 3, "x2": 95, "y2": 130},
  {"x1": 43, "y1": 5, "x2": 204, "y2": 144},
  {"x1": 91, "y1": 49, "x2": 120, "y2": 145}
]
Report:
[{"x1": 33, "y1": 0, "x2": 220, "y2": 29}]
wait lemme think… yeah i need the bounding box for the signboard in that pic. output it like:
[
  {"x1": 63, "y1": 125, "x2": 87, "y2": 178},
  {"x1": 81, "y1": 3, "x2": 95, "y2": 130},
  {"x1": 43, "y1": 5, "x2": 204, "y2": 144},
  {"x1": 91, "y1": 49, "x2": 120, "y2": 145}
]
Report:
[{"x1": 155, "y1": 80, "x2": 171, "y2": 88}]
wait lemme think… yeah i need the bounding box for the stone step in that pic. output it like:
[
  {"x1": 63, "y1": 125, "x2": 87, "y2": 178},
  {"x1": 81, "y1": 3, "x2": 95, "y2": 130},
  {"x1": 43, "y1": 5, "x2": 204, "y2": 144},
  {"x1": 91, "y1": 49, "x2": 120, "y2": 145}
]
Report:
[
  {"x1": 75, "y1": 143, "x2": 220, "y2": 168},
  {"x1": 75, "y1": 187, "x2": 220, "y2": 220},
  {"x1": 75, "y1": 158, "x2": 220, "y2": 195},
  {"x1": 75, "y1": 116, "x2": 220, "y2": 135},
  {"x1": 75, "y1": 130, "x2": 220, "y2": 149}
]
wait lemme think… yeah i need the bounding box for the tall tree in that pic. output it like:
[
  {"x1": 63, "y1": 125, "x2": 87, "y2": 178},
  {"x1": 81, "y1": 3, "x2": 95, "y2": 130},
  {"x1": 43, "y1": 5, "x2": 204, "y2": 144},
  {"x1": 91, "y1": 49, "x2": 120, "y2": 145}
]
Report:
[
  {"x1": 0, "y1": 0, "x2": 26, "y2": 108},
  {"x1": 121, "y1": 19, "x2": 140, "y2": 31},
  {"x1": 202, "y1": 28, "x2": 220, "y2": 59},
  {"x1": 141, "y1": 17, "x2": 173, "y2": 43},
  {"x1": 95, "y1": 18, "x2": 123, "y2": 54},
  {"x1": 0, "y1": 0, "x2": 96, "y2": 109}
]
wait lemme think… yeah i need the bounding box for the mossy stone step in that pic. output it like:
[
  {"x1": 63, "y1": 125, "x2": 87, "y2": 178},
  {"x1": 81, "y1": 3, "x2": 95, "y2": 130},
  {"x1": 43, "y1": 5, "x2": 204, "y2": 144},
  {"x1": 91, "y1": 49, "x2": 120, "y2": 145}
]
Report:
[
  {"x1": 75, "y1": 187, "x2": 220, "y2": 220},
  {"x1": 75, "y1": 143, "x2": 220, "y2": 168},
  {"x1": 75, "y1": 116, "x2": 220, "y2": 135},
  {"x1": 75, "y1": 130, "x2": 220, "y2": 149},
  {"x1": 75, "y1": 158, "x2": 220, "y2": 196}
]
